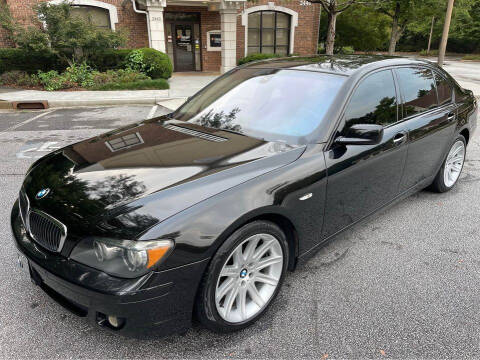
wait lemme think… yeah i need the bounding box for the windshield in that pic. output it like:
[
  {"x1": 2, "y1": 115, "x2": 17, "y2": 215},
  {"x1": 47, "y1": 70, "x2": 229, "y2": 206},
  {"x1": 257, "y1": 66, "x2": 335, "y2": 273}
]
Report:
[{"x1": 172, "y1": 68, "x2": 346, "y2": 144}]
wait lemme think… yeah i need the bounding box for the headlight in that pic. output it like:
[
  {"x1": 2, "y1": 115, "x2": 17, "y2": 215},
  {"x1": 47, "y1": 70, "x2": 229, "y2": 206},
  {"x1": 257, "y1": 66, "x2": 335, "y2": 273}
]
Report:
[{"x1": 70, "y1": 237, "x2": 174, "y2": 278}]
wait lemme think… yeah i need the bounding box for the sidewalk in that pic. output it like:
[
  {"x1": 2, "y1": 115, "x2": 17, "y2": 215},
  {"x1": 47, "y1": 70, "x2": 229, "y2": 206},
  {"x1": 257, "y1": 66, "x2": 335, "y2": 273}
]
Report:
[{"x1": 0, "y1": 73, "x2": 219, "y2": 109}]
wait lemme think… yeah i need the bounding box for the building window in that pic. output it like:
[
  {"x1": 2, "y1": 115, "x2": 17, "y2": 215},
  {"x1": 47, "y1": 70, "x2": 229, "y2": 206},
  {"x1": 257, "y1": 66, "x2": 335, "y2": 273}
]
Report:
[
  {"x1": 48, "y1": 0, "x2": 119, "y2": 30},
  {"x1": 71, "y1": 5, "x2": 111, "y2": 29},
  {"x1": 247, "y1": 11, "x2": 290, "y2": 56},
  {"x1": 106, "y1": 133, "x2": 144, "y2": 152}
]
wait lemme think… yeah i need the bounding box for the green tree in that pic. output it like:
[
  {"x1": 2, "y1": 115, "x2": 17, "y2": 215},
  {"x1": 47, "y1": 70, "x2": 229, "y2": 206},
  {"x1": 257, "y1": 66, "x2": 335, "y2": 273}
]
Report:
[
  {"x1": 0, "y1": 1, "x2": 127, "y2": 65},
  {"x1": 376, "y1": 0, "x2": 441, "y2": 54},
  {"x1": 0, "y1": 0, "x2": 16, "y2": 44},
  {"x1": 399, "y1": 0, "x2": 479, "y2": 53},
  {"x1": 308, "y1": 0, "x2": 359, "y2": 55},
  {"x1": 327, "y1": 4, "x2": 391, "y2": 51},
  {"x1": 446, "y1": 0, "x2": 480, "y2": 53}
]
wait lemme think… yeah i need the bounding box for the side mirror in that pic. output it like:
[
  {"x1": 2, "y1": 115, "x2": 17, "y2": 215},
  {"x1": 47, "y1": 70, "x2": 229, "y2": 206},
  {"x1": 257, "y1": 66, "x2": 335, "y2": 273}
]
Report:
[{"x1": 335, "y1": 124, "x2": 384, "y2": 146}]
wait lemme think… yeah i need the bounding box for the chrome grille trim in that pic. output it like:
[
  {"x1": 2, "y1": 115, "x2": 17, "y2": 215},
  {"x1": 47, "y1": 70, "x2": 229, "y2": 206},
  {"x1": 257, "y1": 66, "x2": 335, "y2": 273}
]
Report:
[
  {"x1": 18, "y1": 190, "x2": 67, "y2": 253},
  {"x1": 163, "y1": 124, "x2": 228, "y2": 142},
  {"x1": 18, "y1": 191, "x2": 30, "y2": 230},
  {"x1": 28, "y1": 209, "x2": 67, "y2": 253}
]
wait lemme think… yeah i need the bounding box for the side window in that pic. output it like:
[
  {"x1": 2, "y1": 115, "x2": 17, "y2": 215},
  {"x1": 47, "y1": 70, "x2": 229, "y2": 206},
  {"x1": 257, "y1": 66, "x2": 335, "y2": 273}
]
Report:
[
  {"x1": 396, "y1": 67, "x2": 437, "y2": 117},
  {"x1": 343, "y1": 70, "x2": 397, "y2": 131},
  {"x1": 434, "y1": 72, "x2": 453, "y2": 106}
]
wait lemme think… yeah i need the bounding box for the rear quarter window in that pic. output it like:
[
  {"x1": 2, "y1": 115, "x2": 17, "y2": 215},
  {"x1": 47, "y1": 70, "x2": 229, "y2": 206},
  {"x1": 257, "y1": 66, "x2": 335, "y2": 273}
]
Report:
[
  {"x1": 396, "y1": 67, "x2": 437, "y2": 117},
  {"x1": 434, "y1": 72, "x2": 453, "y2": 105}
]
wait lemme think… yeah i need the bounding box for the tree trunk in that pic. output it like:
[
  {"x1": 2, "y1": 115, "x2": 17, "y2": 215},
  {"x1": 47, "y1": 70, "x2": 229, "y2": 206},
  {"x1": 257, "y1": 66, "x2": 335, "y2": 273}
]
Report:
[
  {"x1": 438, "y1": 0, "x2": 455, "y2": 67},
  {"x1": 427, "y1": 16, "x2": 435, "y2": 53},
  {"x1": 388, "y1": 2, "x2": 401, "y2": 55},
  {"x1": 325, "y1": 12, "x2": 337, "y2": 55}
]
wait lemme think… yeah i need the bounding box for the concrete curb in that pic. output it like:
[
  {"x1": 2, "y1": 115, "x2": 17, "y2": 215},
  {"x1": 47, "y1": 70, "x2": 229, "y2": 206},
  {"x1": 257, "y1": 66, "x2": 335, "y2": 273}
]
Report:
[
  {"x1": 0, "y1": 89, "x2": 172, "y2": 109},
  {"x1": 48, "y1": 96, "x2": 171, "y2": 108},
  {"x1": 0, "y1": 100, "x2": 13, "y2": 110}
]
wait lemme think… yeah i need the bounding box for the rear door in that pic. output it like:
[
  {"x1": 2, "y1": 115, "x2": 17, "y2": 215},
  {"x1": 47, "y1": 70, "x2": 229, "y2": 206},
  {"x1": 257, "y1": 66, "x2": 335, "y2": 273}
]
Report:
[
  {"x1": 322, "y1": 69, "x2": 409, "y2": 238},
  {"x1": 395, "y1": 67, "x2": 457, "y2": 191}
]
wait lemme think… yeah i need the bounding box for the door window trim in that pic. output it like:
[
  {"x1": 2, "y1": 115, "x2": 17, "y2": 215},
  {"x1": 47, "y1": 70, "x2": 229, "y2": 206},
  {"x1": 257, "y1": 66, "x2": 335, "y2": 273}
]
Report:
[
  {"x1": 325, "y1": 67, "x2": 401, "y2": 150},
  {"x1": 394, "y1": 65, "x2": 455, "y2": 122},
  {"x1": 325, "y1": 64, "x2": 459, "y2": 151},
  {"x1": 432, "y1": 69, "x2": 454, "y2": 106}
]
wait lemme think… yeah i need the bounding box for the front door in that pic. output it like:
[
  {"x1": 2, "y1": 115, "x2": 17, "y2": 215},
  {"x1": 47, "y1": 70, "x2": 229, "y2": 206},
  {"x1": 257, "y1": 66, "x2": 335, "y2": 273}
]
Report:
[
  {"x1": 322, "y1": 69, "x2": 409, "y2": 239},
  {"x1": 172, "y1": 22, "x2": 195, "y2": 72}
]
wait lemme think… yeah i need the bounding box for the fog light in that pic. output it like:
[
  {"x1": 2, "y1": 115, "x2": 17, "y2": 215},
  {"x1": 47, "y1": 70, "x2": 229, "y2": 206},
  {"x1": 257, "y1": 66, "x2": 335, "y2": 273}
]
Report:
[{"x1": 107, "y1": 315, "x2": 123, "y2": 328}]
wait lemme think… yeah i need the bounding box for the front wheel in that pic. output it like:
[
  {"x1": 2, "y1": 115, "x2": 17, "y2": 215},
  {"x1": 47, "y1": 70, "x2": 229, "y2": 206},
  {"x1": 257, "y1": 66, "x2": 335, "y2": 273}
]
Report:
[
  {"x1": 430, "y1": 135, "x2": 466, "y2": 193},
  {"x1": 195, "y1": 221, "x2": 288, "y2": 333}
]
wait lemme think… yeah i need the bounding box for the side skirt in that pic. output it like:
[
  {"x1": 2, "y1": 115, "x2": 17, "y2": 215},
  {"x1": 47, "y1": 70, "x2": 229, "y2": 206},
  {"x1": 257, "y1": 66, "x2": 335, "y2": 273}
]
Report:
[{"x1": 296, "y1": 175, "x2": 436, "y2": 266}]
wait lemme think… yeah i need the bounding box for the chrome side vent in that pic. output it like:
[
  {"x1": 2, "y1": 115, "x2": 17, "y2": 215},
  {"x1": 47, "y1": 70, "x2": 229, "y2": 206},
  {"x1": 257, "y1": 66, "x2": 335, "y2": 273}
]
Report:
[{"x1": 163, "y1": 124, "x2": 228, "y2": 142}]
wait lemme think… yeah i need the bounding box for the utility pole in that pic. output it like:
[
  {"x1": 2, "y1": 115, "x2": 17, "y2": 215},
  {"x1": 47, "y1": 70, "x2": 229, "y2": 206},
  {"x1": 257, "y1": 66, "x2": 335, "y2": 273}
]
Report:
[
  {"x1": 438, "y1": 0, "x2": 455, "y2": 67},
  {"x1": 427, "y1": 16, "x2": 434, "y2": 54}
]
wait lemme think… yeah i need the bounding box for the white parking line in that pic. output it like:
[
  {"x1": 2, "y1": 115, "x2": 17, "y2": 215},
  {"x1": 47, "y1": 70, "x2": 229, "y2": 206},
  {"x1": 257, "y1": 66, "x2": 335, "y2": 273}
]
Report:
[
  {"x1": 147, "y1": 105, "x2": 158, "y2": 119},
  {"x1": 2, "y1": 110, "x2": 55, "y2": 132}
]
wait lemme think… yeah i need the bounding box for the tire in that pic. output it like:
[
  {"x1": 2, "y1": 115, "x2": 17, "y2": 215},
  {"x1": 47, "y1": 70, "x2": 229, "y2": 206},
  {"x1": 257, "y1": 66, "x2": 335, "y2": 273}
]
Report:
[
  {"x1": 430, "y1": 134, "x2": 466, "y2": 193},
  {"x1": 195, "y1": 220, "x2": 288, "y2": 333}
]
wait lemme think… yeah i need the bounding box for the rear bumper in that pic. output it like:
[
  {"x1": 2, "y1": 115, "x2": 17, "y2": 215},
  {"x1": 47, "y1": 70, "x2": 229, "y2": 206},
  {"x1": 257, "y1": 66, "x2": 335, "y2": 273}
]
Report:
[{"x1": 11, "y1": 201, "x2": 209, "y2": 338}]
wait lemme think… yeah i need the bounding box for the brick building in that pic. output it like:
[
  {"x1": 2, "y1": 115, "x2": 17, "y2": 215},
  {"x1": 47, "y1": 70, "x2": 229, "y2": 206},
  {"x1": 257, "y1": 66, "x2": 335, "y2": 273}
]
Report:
[{"x1": 0, "y1": 0, "x2": 321, "y2": 73}]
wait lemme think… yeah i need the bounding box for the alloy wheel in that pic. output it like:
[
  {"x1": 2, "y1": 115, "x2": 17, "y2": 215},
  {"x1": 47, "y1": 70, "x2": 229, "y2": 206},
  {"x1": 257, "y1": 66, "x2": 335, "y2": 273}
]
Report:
[
  {"x1": 215, "y1": 233, "x2": 284, "y2": 323},
  {"x1": 444, "y1": 140, "x2": 465, "y2": 188}
]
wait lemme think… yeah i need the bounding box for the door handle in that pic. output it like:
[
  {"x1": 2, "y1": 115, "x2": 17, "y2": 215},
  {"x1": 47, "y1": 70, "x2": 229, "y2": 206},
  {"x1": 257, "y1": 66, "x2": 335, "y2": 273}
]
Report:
[
  {"x1": 447, "y1": 112, "x2": 456, "y2": 122},
  {"x1": 393, "y1": 132, "x2": 407, "y2": 145}
]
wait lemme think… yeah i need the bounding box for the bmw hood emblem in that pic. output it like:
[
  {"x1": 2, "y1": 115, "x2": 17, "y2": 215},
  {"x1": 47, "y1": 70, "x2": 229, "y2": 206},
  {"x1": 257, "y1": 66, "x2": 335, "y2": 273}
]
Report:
[{"x1": 36, "y1": 188, "x2": 50, "y2": 199}]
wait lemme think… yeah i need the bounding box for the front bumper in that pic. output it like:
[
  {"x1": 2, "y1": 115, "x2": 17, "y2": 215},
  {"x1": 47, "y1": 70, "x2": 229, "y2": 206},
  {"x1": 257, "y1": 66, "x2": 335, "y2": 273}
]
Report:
[{"x1": 11, "y1": 201, "x2": 209, "y2": 338}]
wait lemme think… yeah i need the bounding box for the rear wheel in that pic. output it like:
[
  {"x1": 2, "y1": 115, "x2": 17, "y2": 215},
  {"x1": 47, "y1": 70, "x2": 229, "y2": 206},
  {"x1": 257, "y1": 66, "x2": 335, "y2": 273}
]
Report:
[
  {"x1": 430, "y1": 135, "x2": 466, "y2": 193},
  {"x1": 196, "y1": 221, "x2": 288, "y2": 332}
]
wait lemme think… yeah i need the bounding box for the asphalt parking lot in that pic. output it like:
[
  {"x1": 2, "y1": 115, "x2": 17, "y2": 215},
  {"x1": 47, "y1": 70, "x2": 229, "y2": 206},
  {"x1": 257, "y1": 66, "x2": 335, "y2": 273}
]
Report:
[{"x1": 0, "y1": 105, "x2": 480, "y2": 359}]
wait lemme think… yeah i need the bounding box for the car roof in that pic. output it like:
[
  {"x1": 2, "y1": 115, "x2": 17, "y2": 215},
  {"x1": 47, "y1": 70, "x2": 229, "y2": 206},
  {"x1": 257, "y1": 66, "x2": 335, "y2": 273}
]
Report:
[{"x1": 241, "y1": 55, "x2": 433, "y2": 77}]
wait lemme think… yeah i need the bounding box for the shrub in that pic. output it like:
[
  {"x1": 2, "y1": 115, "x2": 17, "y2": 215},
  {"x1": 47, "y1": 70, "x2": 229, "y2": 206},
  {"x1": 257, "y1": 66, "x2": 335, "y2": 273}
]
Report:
[
  {"x1": 462, "y1": 54, "x2": 480, "y2": 61},
  {"x1": 1, "y1": 65, "x2": 166, "y2": 91},
  {"x1": 0, "y1": 48, "x2": 136, "y2": 75},
  {"x1": 36, "y1": 70, "x2": 72, "y2": 91},
  {"x1": 0, "y1": 48, "x2": 64, "y2": 74},
  {"x1": 91, "y1": 78, "x2": 169, "y2": 91},
  {"x1": 63, "y1": 62, "x2": 95, "y2": 88},
  {"x1": 88, "y1": 49, "x2": 133, "y2": 72},
  {"x1": 92, "y1": 69, "x2": 150, "y2": 86},
  {"x1": 238, "y1": 53, "x2": 281, "y2": 65},
  {"x1": 0, "y1": 70, "x2": 40, "y2": 87},
  {"x1": 126, "y1": 48, "x2": 173, "y2": 79},
  {"x1": 337, "y1": 46, "x2": 355, "y2": 55}
]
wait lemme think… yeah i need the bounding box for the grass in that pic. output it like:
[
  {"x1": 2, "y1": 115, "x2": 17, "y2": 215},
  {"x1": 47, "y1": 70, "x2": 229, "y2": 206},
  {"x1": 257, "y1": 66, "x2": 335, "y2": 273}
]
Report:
[
  {"x1": 91, "y1": 78, "x2": 169, "y2": 91},
  {"x1": 419, "y1": 49, "x2": 439, "y2": 56},
  {"x1": 462, "y1": 54, "x2": 480, "y2": 61}
]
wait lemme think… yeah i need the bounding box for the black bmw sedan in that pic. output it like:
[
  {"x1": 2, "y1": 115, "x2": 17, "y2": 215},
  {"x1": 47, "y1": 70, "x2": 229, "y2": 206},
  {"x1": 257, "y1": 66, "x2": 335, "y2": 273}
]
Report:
[{"x1": 11, "y1": 55, "x2": 477, "y2": 337}]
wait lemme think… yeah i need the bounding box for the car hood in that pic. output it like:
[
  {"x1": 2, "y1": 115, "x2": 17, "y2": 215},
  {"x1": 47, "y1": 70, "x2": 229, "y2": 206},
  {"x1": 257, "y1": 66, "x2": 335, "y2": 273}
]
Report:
[{"x1": 21, "y1": 118, "x2": 305, "y2": 238}]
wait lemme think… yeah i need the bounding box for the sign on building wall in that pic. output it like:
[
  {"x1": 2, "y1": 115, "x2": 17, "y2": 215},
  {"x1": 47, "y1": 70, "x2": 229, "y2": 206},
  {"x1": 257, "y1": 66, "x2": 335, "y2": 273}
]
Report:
[{"x1": 207, "y1": 30, "x2": 221, "y2": 51}]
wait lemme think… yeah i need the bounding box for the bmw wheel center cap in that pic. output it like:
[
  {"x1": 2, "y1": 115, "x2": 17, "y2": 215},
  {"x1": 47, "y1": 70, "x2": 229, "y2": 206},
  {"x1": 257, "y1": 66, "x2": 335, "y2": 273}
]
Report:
[{"x1": 36, "y1": 188, "x2": 50, "y2": 199}]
